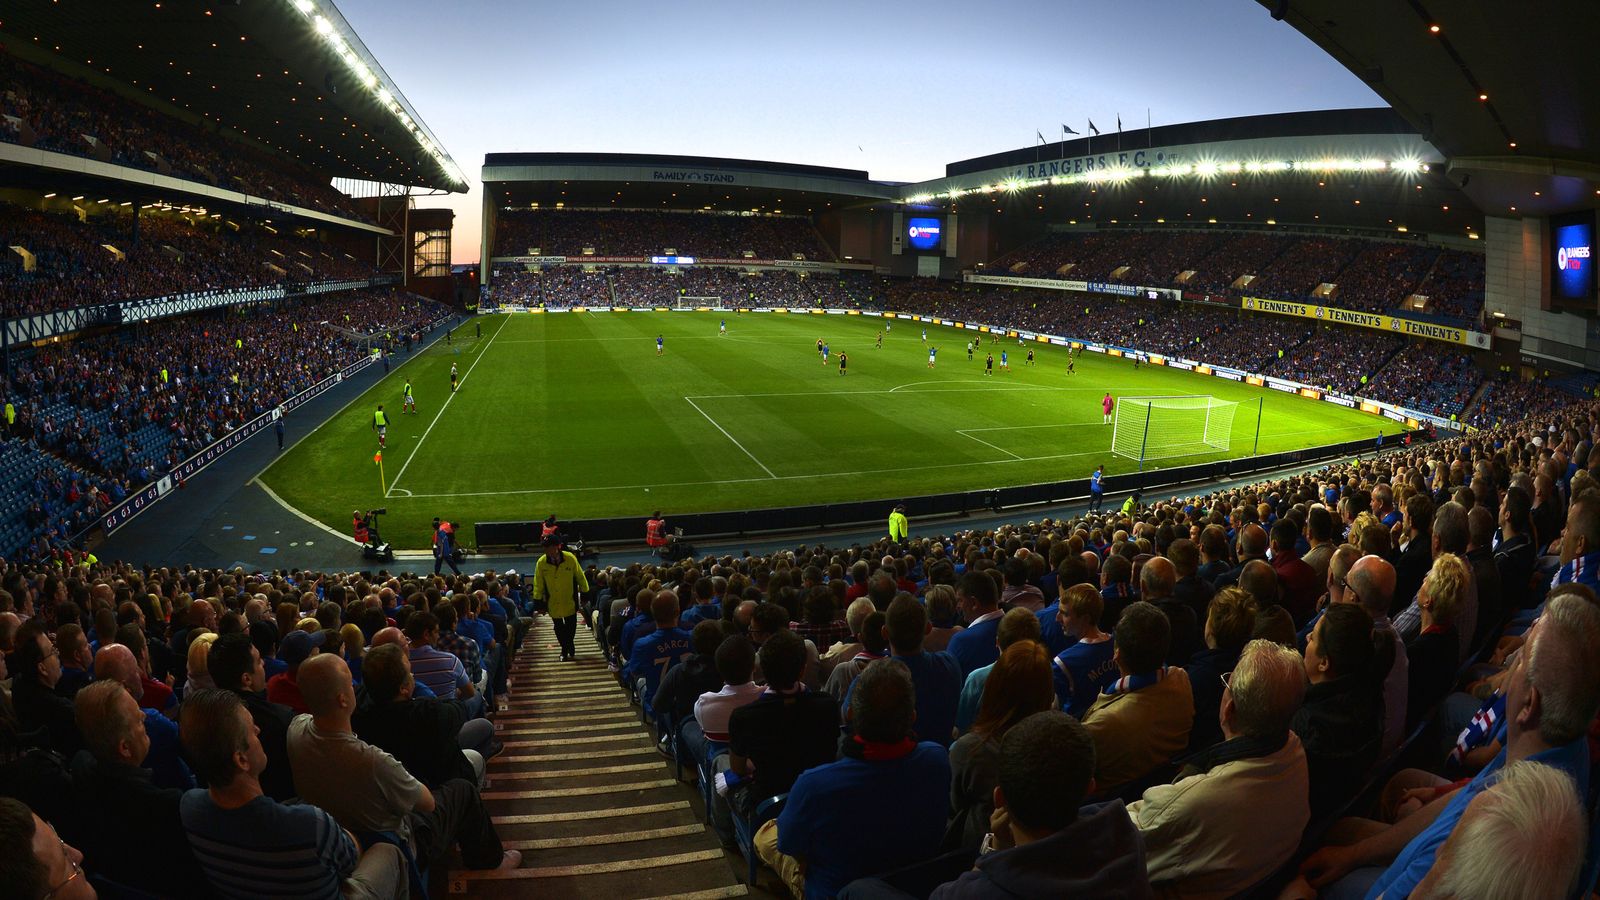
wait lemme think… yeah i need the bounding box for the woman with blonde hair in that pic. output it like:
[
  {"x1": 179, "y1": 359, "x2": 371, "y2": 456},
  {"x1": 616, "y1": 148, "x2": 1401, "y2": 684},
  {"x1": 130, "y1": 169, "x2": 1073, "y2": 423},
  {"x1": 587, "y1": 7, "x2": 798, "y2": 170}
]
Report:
[
  {"x1": 339, "y1": 622, "x2": 368, "y2": 683},
  {"x1": 184, "y1": 631, "x2": 219, "y2": 697},
  {"x1": 944, "y1": 639, "x2": 1056, "y2": 851},
  {"x1": 1405, "y1": 552, "x2": 1467, "y2": 727}
]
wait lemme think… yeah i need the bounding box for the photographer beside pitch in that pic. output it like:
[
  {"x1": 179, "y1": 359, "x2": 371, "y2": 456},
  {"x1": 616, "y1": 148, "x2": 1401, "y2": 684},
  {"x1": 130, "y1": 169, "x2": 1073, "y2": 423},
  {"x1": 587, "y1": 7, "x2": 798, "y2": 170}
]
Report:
[{"x1": 433, "y1": 517, "x2": 461, "y2": 576}]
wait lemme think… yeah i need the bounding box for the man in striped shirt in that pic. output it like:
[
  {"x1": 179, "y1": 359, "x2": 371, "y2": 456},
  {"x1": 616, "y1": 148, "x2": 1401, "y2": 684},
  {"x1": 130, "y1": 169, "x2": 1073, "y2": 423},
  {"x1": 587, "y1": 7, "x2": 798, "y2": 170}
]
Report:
[
  {"x1": 177, "y1": 688, "x2": 406, "y2": 899},
  {"x1": 404, "y1": 611, "x2": 486, "y2": 720}
]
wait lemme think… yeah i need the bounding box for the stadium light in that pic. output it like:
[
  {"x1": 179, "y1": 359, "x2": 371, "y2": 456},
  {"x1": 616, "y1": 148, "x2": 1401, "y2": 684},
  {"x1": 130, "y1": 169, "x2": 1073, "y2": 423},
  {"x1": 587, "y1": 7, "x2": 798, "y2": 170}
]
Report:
[
  {"x1": 282, "y1": 0, "x2": 465, "y2": 188},
  {"x1": 899, "y1": 153, "x2": 1440, "y2": 204}
]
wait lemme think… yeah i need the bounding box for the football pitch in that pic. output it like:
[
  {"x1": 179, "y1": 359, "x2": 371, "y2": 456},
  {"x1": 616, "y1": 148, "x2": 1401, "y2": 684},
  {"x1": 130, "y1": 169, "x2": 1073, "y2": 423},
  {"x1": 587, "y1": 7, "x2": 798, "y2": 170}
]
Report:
[{"x1": 258, "y1": 311, "x2": 1384, "y2": 549}]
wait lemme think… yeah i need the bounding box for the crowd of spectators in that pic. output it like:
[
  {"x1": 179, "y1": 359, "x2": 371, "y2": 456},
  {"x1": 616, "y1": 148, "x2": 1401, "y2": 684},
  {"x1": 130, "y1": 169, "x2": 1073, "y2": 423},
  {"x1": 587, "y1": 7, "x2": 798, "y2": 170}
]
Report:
[
  {"x1": 491, "y1": 209, "x2": 836, "y2": 261},
  {"x1": 1412, "y1": 249, "x2": 1488, "y2": 321},
  {"x1": 0, "y1": 318, "x2": 1592, "y2": 897},
  {"x1": 1469, "y1": 375, "x2": 1575, "y2": 429},
  {"x1": 1270, "y1": 331, "x2": 1404, "y2": 395},
  {"x1": 0, "y1": 52, "x2": 371, "y2": 223},
  {"x1": 1118, "y1": 229, "x2": 1233, "y2": 287},
  {"x1": 0, "y1": 291, "x2": 448, "y2": 561},
  {"x1": 0, "y1": 565, "x2": 536, "y2": 896},
  {"x1": 1248, "y1": 237, "x2": 1366, "y2": 303},
  {"x1": 1363, "y1": 344, "x2": 1484, "y2": 419},
  {"x1": 990, "y1": 229, "x2": 1486, "y2": 320},
  {"x1": 0, "y1": 204, "x2": 376, "y2": 318},
  {"x1": 880, "y1": 281, "x2": 1465, "y2": 398},
  {"x1": 486, "y1": 266, "x2": 878, "y2": 310},
  {"x1": 1330, "y1": 241, "x2": 1443, "y2": 314},
  {"x1": 1185, "y1": 232, "x2": 1298, "y2": 294},
  {"x1": 573, "y1": 397, "x2": 1600, "y2": 898}
]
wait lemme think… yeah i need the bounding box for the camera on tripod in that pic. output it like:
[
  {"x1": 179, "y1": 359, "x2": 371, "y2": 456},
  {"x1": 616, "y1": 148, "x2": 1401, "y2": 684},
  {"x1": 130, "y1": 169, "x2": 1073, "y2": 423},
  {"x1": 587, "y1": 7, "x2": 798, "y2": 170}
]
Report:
[{"x1": 358, "y1": 508, "x2": 394, "y2": 562}]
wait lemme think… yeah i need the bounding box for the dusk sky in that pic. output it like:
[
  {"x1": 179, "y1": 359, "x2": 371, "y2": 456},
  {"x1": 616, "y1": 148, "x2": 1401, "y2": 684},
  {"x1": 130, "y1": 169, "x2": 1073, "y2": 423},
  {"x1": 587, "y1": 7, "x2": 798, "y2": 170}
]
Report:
[{"x1": 336, "y1": 0, "x2": 1385, "y2": 263}]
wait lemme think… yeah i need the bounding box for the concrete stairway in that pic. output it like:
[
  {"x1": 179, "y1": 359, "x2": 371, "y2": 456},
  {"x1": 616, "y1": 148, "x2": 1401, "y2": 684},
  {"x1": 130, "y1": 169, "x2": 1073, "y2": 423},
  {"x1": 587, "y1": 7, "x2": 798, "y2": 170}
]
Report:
[{"x1": 443, "y1": 618, "x2": 754, "y2": 900}]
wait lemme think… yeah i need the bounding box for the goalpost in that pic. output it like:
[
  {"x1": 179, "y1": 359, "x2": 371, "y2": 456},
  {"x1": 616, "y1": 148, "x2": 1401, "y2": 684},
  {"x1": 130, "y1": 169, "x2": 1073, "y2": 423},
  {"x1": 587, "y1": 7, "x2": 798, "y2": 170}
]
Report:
[
  {"x1": 676, "y1": 296, "x2": 721, "y2": 309},
  {"x1": 1112, "y1": 395, "x2": 1260, "y2": 469}
]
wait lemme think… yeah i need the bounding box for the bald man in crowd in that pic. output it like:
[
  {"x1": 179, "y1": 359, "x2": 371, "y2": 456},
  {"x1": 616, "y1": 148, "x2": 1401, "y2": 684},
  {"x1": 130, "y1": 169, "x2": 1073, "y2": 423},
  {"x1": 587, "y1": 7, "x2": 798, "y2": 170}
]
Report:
[
  {"x1": 1140, "y1": 557, "x2": 1196, "y2": 667},
  {"x1": 1214, "y1": 524, "x2": 1268, "y2": 590},
  {"x1": 287, "y1": 653, "x2": 517, "y2": 872},
  {"x1": 1343, "y1": 554, "x2": 1406, "y2": 754},
  {"x1": 91, "y1": 643, "x2": 193, "y2": 790}
]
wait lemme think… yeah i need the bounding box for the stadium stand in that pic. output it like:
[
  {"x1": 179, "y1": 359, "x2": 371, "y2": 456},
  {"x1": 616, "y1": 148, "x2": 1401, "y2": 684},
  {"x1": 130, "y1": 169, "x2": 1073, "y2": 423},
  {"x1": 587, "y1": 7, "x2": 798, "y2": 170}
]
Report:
[
  {"x1": 1468, "y1": 374, "x2": 1573, "y2": 428},
  {"x1": 988, "y1": 229, "x2": 1487, "y2": 320},
  {"x1": 877, "y1": 281, "x2": 1464, "y2": 397},
  {"x1": 0, "y1": 291, "x2": 448, "y2": 562},
  {"x1": 1362, "y1": 344, "x2": 1484, "y2": 419},
  {"x1": 492, "y1": 208, "x2": 836, "y2": 260},
  {"x1": 0, "y1": 51, "x2": 373, "y2": 223},
  {"x1": 6, "y1": 393, "x2": 1585, "y2": 897},
  {"x1": 0, "y1": 203, "x2": 377, "y2": 318},
  {"x1": 486, "y1": 266, "x2": 877, "y2": 310}
]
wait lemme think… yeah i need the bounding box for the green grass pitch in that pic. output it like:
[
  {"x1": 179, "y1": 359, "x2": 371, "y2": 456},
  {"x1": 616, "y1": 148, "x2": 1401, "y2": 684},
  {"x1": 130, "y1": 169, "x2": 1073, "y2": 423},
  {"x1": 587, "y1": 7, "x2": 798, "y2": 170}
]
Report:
[{"x1": 258, "y1": 311, "x2": 1385, "y2": 549}]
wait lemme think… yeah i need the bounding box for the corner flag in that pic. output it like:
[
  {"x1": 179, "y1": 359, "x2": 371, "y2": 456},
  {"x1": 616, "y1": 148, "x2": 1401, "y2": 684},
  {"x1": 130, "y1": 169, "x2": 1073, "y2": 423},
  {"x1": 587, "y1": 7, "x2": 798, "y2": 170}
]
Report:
[{"x1": 375, "y1": 451, "x2": 385, "y2": 494}]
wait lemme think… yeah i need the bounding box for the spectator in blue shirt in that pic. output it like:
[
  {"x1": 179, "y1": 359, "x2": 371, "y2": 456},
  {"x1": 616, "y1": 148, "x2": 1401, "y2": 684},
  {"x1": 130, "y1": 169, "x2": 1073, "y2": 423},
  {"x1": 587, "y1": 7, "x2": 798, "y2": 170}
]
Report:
[
  {"x1": 1035, "y1": 555, "x2": 1095, "y2": 657},
  {"x1": 457, "y1": 593, "x2": 501, "y2": 699},
  {"x1": 618, "y1": 589, "x2": 657, "y2": 665},
  {"x1": 947, "y1": 571, "x2": 1004, "y2": 676},
  {"x1": 879, "y1": 594, "x2": 962, "y2": 748},
  {"x1": 1052, "y1": 584, "x2": 1117, "y2": 718},
  {"x1": 1098, "y1": 555, "x2": 1138, "y2": 630},
  {"x1": 679, "y1": 577, "x2": 722, "y2": 630},
  {"x1": 624, "y1": 590, "x2": 693, "y2": 710},
  {"x1": 756, "y1": 658, "x2": 952, "y2": 900},
  {"x1": 1295, "y1": 592, "x2": 1600, "y2": 898}
]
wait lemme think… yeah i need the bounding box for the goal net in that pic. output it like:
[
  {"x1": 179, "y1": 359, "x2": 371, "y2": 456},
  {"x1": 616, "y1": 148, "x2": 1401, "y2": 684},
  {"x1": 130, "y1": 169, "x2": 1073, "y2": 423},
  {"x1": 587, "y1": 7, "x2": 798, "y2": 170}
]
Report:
[
  {"x1": 676, "y1": 296, "x2": 722, "y2": 309},
  {"x1": 1112, "y1": 395, "x2": 1240, "y2": 466}
]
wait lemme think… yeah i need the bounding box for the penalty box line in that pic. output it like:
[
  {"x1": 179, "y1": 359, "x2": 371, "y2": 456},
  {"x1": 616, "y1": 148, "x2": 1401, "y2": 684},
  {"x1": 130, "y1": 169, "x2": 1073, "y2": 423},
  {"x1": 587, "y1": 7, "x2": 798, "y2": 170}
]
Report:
[{"x1": 957, "y1": 422, "x2": 1114, "y2": 463}]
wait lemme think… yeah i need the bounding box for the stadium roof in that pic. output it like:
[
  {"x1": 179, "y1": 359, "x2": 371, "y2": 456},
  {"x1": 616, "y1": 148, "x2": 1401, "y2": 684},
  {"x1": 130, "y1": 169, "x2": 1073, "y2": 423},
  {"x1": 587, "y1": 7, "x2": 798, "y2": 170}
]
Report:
[
  {"x1": 483, "y1": 153, "x2": 896, "y2": 215},
  {"x1": 907, "y1": 110, "x2": 1477, "y2": 239},
  {"x1": 0, "y1": 0, "x2": 465, "y2": 192},
  {"x1": 1260, "y1": 0, "x2": 1600, "y2": 219},
  {"x1": 944, "y1": 109, "x2": 1421, "y2": 177},
  {"x1": 484, "y1": 113, "x2": 1485, "y2": 239}
]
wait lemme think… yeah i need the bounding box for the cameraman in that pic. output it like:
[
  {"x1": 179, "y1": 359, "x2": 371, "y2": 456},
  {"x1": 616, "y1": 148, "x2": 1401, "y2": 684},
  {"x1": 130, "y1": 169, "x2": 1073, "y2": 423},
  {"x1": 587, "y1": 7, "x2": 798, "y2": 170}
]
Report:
[
  {"x1": 353, "y1": 510, "x2": 369, "y2": 546},
  {"x1": 433, "y1": 517, "x2": 462, "y2": 576}
]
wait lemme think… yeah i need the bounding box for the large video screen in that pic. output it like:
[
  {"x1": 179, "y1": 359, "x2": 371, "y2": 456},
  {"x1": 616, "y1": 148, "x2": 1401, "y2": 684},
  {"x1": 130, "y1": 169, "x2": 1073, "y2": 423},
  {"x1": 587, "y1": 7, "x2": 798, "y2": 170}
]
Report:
[
  {"x1": 1551, "y1": 211, "x2": 1597, "y2": 301},
  {"x1": 907, "y1": 217, "x2": 943, "y2": 252}
]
